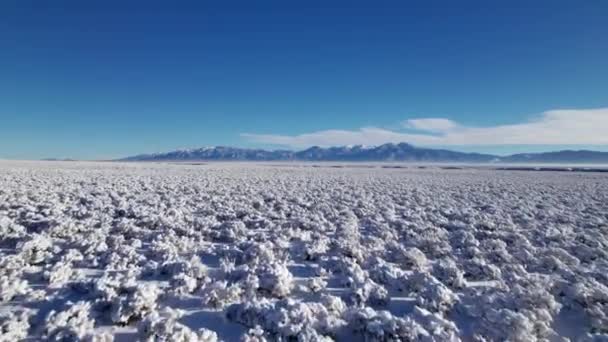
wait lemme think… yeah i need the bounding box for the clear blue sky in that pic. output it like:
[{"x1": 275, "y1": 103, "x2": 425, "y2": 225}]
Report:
[{"x1": 1, "y1": 0, "x2": 607, "y2": 159}]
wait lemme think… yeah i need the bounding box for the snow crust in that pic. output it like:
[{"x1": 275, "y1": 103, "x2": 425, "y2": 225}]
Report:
[{"x1": 0, "y1": 161, "x2": 607, "y2": 341}]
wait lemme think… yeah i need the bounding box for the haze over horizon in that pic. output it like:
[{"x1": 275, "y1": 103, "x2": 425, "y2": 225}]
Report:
[{"x1": 1, "y1": 1, "x2": 607, "y2": 160}]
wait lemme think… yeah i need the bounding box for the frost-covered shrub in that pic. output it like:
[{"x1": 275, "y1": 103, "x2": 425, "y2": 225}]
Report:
[
  {"x1": 432, "y1": 258, "x2": 466, "y2": 289},
  {"x1": 101, "y1": 245, "x2": 146, "y2": 271},
  {"x1": 17, "y1": 234, "x2": 53, "y2": 265},
  {"x1": 307, "y1": 277, "x2": 327, "y2": 293},
  {"x1": 138, "y1": 308, "x2": 218, "y2": 342},
  {"x1": 344, "y1": 306, "x2": 459, "y2": 341},
  {"x1": 398, "y1": 271, "x2": 436, "y2": 294},
  {"x1": 545, "y1": 247, "x2": 580, "y2": 269},
  {"x1": 347, "y1": 307, "x2": 416, "y2": 340},
  {"x1": 43, "y1": 301, "x2": 95, "y2": 341},
  {"x1": 161, "y1": 255, "x2": 208, "y2": 281},
  {"x1": 238, "y1": 242, "x2": 280, "y2": 267},
  {"x1": 226, "y1": 299, "x2": 344, "y2": 340},
  {"x1": 482, "y1": 239, "x2": 513, "y2": 264},
  {"x1": 240, "y1": 325, "x2": 268, "y2": 342},
  {"x1": 328, "y1": 257, "x2": 367, "y2": 288},
  {"x1": 0, "y1": 254, "x2": 25, "y2": 278},
  {"x1": 367, "y1": 257, "x2": 406, "y2": 289},
  {"x1": 471, "y1": 308, "x2": 539, "y2": 342},
  {"x1": 291, "y1": 236, "x2": 331, "y2": 261},
  {"x1": 170, "y1": 273, "x2": 199, "y2": 295},
  {"x1": 60, "y1": 249, "x2": 85, "y2": 265},
  {"x1": 0, "y1": 217, "x2": 26, "y2": 240},
  {"x1": 333, "y1": 239, "x2": 366, "y2": 262},
  {"x1": 0, "y1": 275, "x2": 29, "y2": 302},
  {"x1": 562, "y1": 279, "x2": 608, "y2": 333},
  {"x1": 185, "y1": 256, "x2": 209, "y2": 279},
  {"x1": 43, "y1": 262, "x2": 82, "y2": 287},
  {"x1": 320, "y1": 295, "x2": 347, "y2": 316},
  {"x1": 398, "y1": 247, "x2": 429, "y2": 270},
  {"x1": 213, "y1": 220, "x2": 248, "y2": 243},
  {"x1": 93, "y1": 274, "x2": 160, "y2": 324},
  {"x1": 462, "y1": 258, "x2": 501, "y2": 281},
  {"x1": 415, "y1": 235, "x2": 454, "y2": 259},
  {"x1": 0, "y1": 309, "x2": 32, "y2": 341},
  {"x1": 462, "y1": 281, "x2": 562, "y2": 341},
  {"x1": 416, "y1": 281, "x2": 457, "y2": 313},
  {"x1": 409, "y1": 306, "x2": 461, "y2": 340},
  {"x1": 78, "y1": 233, "x2": 110, "y2": 265},
  {"x1": 349, "y1": 280, "x2": 390, "y2": 307},
  {"x1": 571, "y1": 240, "x2": 608, "y2": 264},
  {"x1": 449, "y1": 230, "x2": 480, "y2": 251},
  {"x1": 397, "y1": 270, "x2": 458, "y2": 313},
  {"x1": 535, "y1": 254, "x2": 577, "y2": 279},
  {"x1": 200, "y1": 280, "x2": 243, "y2": 309},
  {"x1": 256, "y1": 262, "x2": 294, "y2": 298},
  {"x1": 109, "y1": 283, "x2": 160, "y2": 324}
]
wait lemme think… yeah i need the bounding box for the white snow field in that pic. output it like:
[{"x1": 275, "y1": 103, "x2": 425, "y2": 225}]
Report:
[{"x1": 1, "y1": 161, "x2": 607, "y2": 341}]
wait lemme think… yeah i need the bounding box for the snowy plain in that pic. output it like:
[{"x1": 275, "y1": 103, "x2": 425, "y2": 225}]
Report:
[{"x1": 1, "y1": 160, "x2": 607, "y2": 341}]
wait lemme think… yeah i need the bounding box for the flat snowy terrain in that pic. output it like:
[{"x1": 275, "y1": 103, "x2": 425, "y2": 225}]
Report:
[{"x1": 1, "y1": 161, "x2": 607, "y2": 341}]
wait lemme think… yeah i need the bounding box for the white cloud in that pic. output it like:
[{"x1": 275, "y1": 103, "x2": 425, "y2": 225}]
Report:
[
  {"x1": 241, "y1": 107, "x2": 608, "y2": 148},
  {"x1": 241, "y1": 127, "x2": 439, "y2": 147},
  {"x1": 404, "y1": 118, "x2": 459, "y2": 133}
]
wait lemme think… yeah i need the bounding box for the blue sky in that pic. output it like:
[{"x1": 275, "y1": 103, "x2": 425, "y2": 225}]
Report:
[{"x1": 1, "y1": 0, "x2": 607, "y2": 159}]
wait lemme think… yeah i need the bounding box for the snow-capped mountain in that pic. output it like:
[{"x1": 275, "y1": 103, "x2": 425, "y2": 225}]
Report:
[
  {"x1": 293, "y1": 143, "x2": 496, "y2": 162},
  {"x1": 123, "y1": 146, "x2": 295, "y2": 161},
  {"x1": 121, "y1": 144, "x2": 608, "y2": 163}
]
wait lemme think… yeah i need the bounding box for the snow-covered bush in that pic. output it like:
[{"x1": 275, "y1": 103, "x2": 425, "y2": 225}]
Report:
[
  {"x1": 349, "y1": 279, "x2": 390, "y2": 307},
  {"x1": 212, "y1": 220, "x2": 248, "y2": 243},
  {"x1": 93, "y1": 274, "x2": 161, "y2": 324},
  {"x1": 432, "y1": 258, "x2": 466, "y2": 289},
  {"x1": 415, "y1": 279, "x2": 458, "y2": 313},
  {"x1": 17, "y1": 233, "x2": 53, "y2": 265},
  {"x1": 240, "y1": 325, "x2": 267, "y2": 342},
  {"x1": 367, "y1": 257, "x2": 406, "y2": 289},
  {"x1": 461, "y1": 281, "x2": 562, "y2": 341},
  {"x1": 462, "y1": 258, "x2": 502, "y2": 281},
  {"x1": 226, "y1": 298, "x2": 344, "y2": 340},
  {"x1": 200, "y1": 280, "x2": 243, "y2": 309},
  {"x1": 138, "y1": 308, "x2": 218, "y2": 342},
  {"x1": 256, "y1": 262, "x2": 294, "y2": 298},
  {"x1": 307, "y1": 277, "x2": 327, "y2": 293},
  {"x1": 0, "y1": 309, "x2": 32, "y2": 341},
  {"x1": 398, "y1": 247, "x2": 429, "y2": 270},
  {"x1": 0, "y1": 275, "x2": 29, "y2": 302},
  {"x1": 562, "y1": 278, "x2": 608, "y2": 333},
  {"x1": 0, "y1": 217, "x2": 26, "y2": 240},
  {"x1": 43, "y1": 262, "x2": 82, "y2": 287},
  {"x1": 170, "y1": 273, "x2": 199, "y2": 295},
  {"x1": 344, "y1": 306, "x2": 459, "y2": 341},
  {"x1": 43, "y1": 301, "x2": 96, "y2": 341}
]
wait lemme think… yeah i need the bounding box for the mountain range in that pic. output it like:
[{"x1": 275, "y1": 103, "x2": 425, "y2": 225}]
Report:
[{"x1": 120, "y1": 143, "x2": 608, "y2": 164}]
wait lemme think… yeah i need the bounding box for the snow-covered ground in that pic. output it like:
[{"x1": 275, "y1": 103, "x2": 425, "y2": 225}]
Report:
[{"x1": 1, "y1": 160, "x2": 607, "y2": 341}]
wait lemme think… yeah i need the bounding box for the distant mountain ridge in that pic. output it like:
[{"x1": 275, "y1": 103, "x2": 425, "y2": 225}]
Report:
[
  {"x1": 41, "y1": 158, "x2": 76, "y2": 162},
  {"x1": 121, "y1": 143, "x2": 608, "y2": 164},
  {"x1": 500, "y1": 150, "x2": 608, "y2": 164}
]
